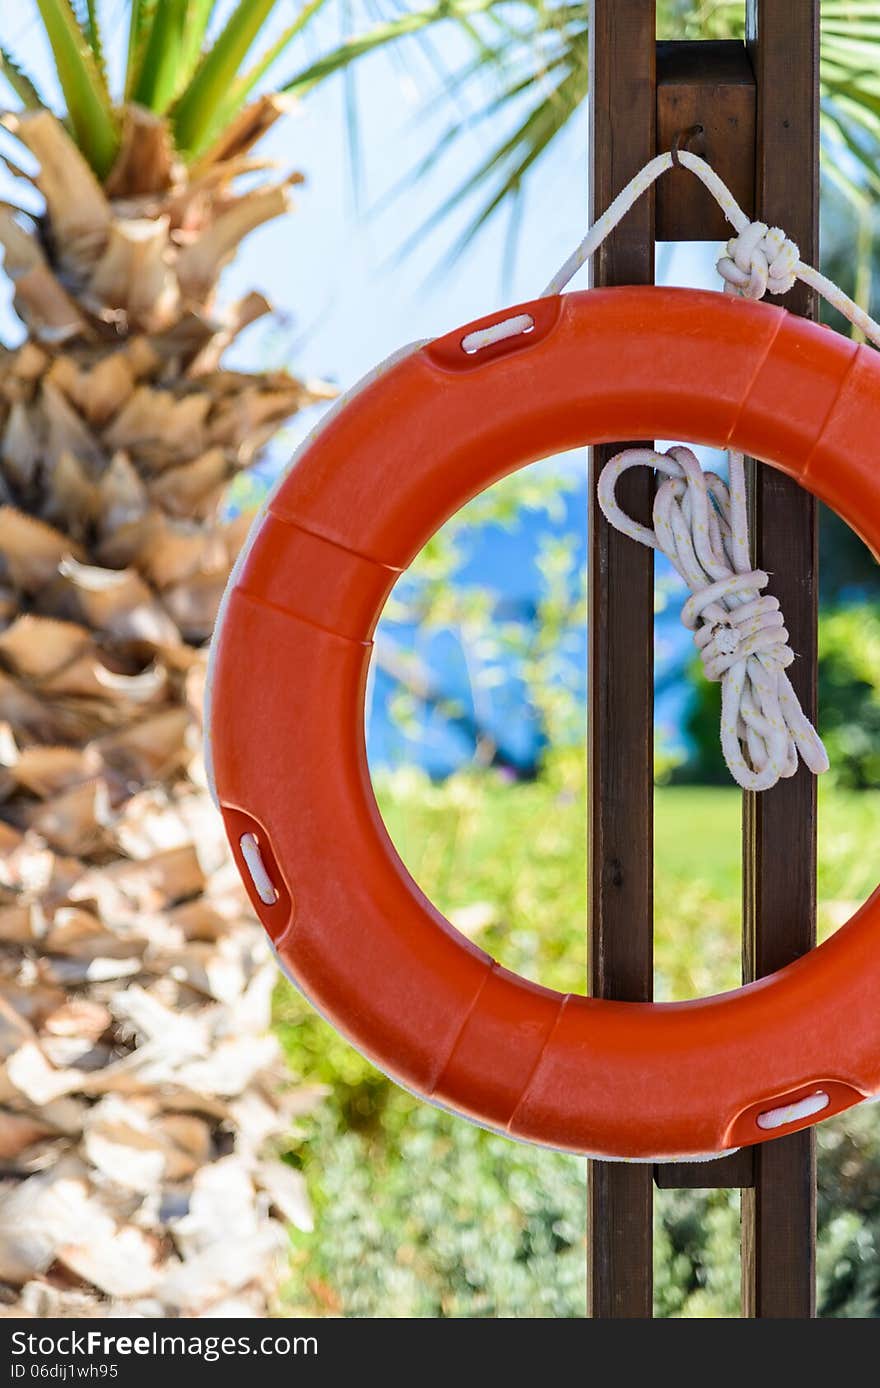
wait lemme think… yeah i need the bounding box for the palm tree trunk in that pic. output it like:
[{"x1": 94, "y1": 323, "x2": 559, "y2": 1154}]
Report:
[{"x1": 0, "y1": 106, "x2": 326, "y2": 1316}]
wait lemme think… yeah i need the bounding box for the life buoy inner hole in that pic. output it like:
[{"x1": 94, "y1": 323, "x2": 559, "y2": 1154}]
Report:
[{"x1": 364, "y1": 453, "x2": 880, "y2": 1002}]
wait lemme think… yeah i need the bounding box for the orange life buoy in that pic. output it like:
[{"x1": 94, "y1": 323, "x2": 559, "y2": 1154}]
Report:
[{"x1": 206, "y1": 286, "x2": 880, "y2": 1160}]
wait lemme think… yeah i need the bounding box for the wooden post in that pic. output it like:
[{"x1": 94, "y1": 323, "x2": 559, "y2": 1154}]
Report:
[
  {"x1": 587, "y1": 0, "x2": 656, "y2": 1320},
  {"x1": 741, "y1": 0, "x2": 820, "y2": 1319},
  {"x1": 587, "y1": 0, "x2": 819, "y2": 1318}
]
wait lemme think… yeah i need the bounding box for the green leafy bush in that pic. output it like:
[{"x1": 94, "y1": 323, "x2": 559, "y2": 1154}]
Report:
[
  {"x1": 818, "y1": 605, "x2": 880, "y2": 788},
  {"x1": 283, "y1": 1107, "x2": 586, "y2": 1317}
]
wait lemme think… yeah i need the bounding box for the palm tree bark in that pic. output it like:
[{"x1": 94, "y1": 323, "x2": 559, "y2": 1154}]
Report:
[{"x1": 0, "y1": 106, "x2": 327, "y2": 1316}]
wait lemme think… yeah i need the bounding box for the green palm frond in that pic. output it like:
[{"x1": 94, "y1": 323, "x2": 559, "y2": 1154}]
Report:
[
  {"x1": 176, "y1": 0, "x2": 218, "y2": 93},
  {"x1": 74, "y1": 0, "x2": 107, "y2": 79},
  {"x1": 127, "y1": 0, "x2": 217, "y2": 111},
  {"x1": 291, "y1": 0, "x2": 880, "y2": 256},
  {"x1": 128, "y1": 0, "x2": 193, "y2": 112},
  {"x1": 397, "y1": 48, "x2": 583, "y2": 266},
  {"x1": 0, "y1": 46, "x2": 47, "y2": 109},
  {"x1": 196, "y1": 0, "x2": 330, "y2": 158},
  {"x1": 124, "y1": 0, "x2": 156, "y2": 98},
  {"x1": 35, "y1": 0, "x2": 118, "y2": 176},
  {"x1": 231, "y1": 3, "x2": 326, "y2": 108},
  {"x1": 170, "y1": 0, "x2": 284, "y2": 155},
  {"x1": 5, "y1": 0, "x2": 336, "y2": 175},
  {"x1": 281, "y1": 0, "x2": 502, "y2": 95}
]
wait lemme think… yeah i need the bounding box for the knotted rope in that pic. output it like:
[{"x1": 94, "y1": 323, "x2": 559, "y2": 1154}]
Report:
[
  {"x1": 539, "y1": 148, "x2": 880, "y2": 790},
  {"x1": 542, "y1": 149, "x2": 880, "y2": 350},
  {"x1": 597, "y1": 445, "x2": 828, "y2": 790}
]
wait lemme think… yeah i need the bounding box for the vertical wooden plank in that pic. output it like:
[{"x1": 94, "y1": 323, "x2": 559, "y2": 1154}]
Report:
[
  {"x1": 587, "y1": 0, "x2": 656, "y2": 1320},
  {"x1": 652, "y1": 43, "x2": 756, "y2": 1200},
  {"x1": 741, "y1": 0, "x2": 820, "y2": 1320}
]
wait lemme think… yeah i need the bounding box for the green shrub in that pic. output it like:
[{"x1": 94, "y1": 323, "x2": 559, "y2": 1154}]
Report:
[
  {"x1": 818, "y1": 605, "x2": 880, "y2": 789},
  {"x1": 282, "y1": 1106, "x2": 586, "y2": 1317}
]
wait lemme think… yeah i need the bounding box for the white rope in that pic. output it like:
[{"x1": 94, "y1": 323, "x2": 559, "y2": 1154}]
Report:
[
  {"x1": 598, "y1": 445, "x2": 828, "y2": 790},
  {"x1": 549, "y1": 147, "x2": 880, "y2": 791},
  {"x1": 465, "y1": 147, "x2": 880, "y2": 788},
  {"x1": 541, "y1": 148, "x2": 880, "y2": 349}
]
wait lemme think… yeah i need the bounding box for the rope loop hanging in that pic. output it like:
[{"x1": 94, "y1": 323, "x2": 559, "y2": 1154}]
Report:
[
  {"x1": 537, "y1": 145, "x2": 880, "y2": 790},
  {"x1": 542, "y1": 147, "x2": 880, "y2": 351}
]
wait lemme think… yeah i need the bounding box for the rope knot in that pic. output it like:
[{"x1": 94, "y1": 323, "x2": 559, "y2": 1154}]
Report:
[
  {"x1": 708, "y1": 621, "x2": 740, "y2": 660},
  {"x1": 686, "y1": 579, "x2": 794, "y2": 686},
  {"x1": 596, "y1": 444, "x2": 828, "y2": 792},
  {"x1": 717, "y1": 221, "x2": 800, "y2": 299}
]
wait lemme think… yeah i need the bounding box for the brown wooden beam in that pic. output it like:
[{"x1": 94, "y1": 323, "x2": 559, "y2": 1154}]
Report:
[
  {"x1": 654, "y1": 1150, "x2": 755, "y2": 1192},
  {"x1": 587, "y1": 0, "x2": 656, "y2": 1321},
  {"x1": 656, "y1": 41, "x2": 756, "y2": 241},
  {"x1": 741, "y1": 0, "x2": 820, "y2": 1320},
  {"x1": 652, "y1": 38, "x2": 757, "y2": 1206},
  {"x1": 586, "y1": 0, "x2": 818, "y2": 1319}
]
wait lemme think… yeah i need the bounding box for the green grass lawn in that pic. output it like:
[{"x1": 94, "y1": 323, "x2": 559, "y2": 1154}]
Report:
[{"x1": 275, "y1": 756, "x2": 880, "y2": 1317}]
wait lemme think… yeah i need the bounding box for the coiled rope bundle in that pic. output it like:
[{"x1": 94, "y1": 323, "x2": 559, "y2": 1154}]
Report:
[{"x1": 597, "y1": 445, "x2": 827, "y2": 790}]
